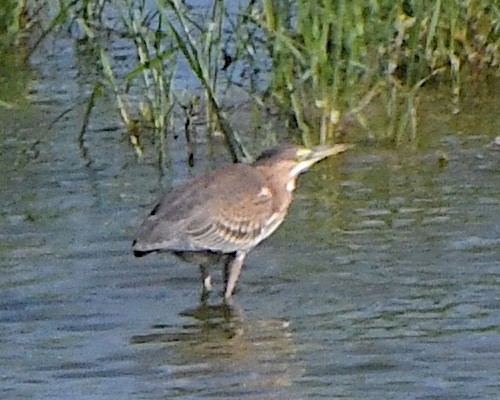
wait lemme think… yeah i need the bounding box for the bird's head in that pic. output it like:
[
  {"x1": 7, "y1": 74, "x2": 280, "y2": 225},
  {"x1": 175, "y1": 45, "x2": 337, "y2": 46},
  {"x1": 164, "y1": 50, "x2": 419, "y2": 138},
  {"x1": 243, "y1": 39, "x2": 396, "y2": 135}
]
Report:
[{"x1": 254, "y1": 143, "x2": 352, "y2": 182}]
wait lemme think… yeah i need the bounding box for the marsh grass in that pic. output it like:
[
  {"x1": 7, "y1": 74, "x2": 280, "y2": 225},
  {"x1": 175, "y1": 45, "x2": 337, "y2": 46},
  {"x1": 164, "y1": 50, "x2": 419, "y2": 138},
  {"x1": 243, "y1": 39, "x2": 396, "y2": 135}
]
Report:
[
  {"x1": 158, "y1": 0, "x2": 251, "y2": 162},
  {"x1": 22, "y1": 0, "x2": 500, "y2": 157},
  {"x1": 258, "y1": 0, "x2": 499, "y2": 145},
  {"x1": 67, "y1": 0, "x2": 249, "y2": 164},
  {"x1": 0, "y1": 0, "x2": 30, "y2": 46}
]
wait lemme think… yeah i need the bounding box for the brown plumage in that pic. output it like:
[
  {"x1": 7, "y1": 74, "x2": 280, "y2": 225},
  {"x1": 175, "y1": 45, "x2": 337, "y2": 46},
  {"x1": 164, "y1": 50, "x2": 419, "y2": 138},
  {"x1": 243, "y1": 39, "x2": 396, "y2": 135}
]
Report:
[{"x1": 132, "y1": 143, "x2": 351, "y2": 300}]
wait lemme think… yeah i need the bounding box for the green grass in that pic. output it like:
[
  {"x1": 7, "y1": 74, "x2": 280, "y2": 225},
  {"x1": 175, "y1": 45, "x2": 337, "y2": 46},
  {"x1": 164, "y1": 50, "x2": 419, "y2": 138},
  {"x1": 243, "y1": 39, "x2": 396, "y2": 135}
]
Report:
[
  {"x1": 14, "y1": 0, "x2": 500, "y2": 158},
  {"x1": 258, "y1": 0, "x2": 499, "y2": 145}
]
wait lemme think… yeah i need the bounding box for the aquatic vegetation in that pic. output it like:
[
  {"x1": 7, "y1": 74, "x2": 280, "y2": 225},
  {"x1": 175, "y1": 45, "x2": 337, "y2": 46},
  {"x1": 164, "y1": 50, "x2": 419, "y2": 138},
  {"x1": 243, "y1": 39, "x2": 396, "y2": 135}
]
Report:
[
  {"x1": 257, "y1": 0, "x2": 500, "y2": 145},
  {"x1": 13, "y1": 0, "x2": 500, "y2": 156}
]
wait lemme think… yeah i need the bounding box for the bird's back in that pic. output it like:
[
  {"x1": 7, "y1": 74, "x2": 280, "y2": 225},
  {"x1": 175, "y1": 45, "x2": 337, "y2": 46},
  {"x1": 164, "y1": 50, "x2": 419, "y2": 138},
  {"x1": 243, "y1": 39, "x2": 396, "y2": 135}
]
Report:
[{"x1": 132, "y1": 163, "x2": 276, "y2": 255}]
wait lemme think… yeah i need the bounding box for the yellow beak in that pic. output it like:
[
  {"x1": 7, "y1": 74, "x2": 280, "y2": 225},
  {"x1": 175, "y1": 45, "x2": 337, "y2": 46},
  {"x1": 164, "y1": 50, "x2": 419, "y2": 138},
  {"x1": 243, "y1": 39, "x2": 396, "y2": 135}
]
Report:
[{"x1": 291, "y1": 143, "x2": 353, "y2": 177}]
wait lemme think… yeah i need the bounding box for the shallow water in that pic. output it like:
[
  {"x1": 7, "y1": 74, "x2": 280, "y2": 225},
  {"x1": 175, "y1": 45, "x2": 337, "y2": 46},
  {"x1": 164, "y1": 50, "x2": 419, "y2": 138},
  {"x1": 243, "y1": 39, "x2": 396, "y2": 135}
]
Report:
[{"x1": 1, "y1": 11, "x2": 500, "y2": 400}]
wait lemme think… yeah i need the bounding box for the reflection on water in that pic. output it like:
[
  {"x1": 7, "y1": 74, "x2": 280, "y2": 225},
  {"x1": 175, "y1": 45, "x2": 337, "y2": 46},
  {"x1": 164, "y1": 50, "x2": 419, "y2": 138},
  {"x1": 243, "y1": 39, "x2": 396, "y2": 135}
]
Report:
[
  {"x1": 130, "y1": 303, "x2": 298, "y2": 399},
  {"x1": 1, "y1": 11, "x2": 500, "y2": 400}
]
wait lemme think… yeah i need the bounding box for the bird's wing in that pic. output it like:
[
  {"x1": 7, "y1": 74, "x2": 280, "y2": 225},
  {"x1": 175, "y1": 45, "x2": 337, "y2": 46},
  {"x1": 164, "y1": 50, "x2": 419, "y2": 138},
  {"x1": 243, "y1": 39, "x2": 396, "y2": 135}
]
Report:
[
  {"x1": 184, "y1": 165, "x2": 275, "y2": 253},
  {"x1": 133, "y1": 164, "x2": 274, "y2": 253}
]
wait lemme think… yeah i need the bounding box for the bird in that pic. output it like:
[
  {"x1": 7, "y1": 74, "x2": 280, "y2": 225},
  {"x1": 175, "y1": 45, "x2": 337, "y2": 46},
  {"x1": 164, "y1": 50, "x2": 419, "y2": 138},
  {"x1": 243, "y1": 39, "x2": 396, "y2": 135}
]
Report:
[{"x1": 132, "y1": 143, "x2": 351, "y2": 301}]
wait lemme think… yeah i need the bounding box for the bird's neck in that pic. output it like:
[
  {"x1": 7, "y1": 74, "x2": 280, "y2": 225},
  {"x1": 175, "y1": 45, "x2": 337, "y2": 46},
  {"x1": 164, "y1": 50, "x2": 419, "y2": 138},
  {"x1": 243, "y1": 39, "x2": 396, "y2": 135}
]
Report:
[{"x1": 266, "y1": 172, "x2": 295, "y2": 212}]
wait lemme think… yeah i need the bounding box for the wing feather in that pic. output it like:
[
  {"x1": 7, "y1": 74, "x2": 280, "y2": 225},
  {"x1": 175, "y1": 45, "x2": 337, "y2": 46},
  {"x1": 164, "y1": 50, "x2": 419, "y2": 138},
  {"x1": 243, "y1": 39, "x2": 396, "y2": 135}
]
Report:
[{"x1": 133, "y1": 163, "x2": 274, "y2": 253}]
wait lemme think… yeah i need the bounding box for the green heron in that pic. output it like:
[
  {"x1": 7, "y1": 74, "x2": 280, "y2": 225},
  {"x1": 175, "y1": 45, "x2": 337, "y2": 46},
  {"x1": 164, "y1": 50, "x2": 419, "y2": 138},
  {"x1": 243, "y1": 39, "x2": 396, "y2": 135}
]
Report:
[{"x1": 132, "y1": 143, "x2": 351, "y2": 300}]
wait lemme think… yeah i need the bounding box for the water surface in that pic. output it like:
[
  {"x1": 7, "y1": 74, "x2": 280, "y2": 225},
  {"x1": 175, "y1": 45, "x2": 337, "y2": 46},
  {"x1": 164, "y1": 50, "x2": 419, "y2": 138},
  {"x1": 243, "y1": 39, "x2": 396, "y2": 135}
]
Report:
[{"x1": 1, "y1": 15, "x2": 500, "y2": 400}]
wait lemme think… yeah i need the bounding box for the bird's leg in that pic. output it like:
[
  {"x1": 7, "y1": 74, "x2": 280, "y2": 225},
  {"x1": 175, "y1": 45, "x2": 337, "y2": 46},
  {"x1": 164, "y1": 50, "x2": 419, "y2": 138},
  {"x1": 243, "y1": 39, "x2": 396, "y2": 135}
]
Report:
[
  {"x1": 223, "y1": 251, "x2": 247, "y2": 300},
  {"x1": 223, "y1": 254, "x2": 234, "y2": 289},
  {"x1": 200, "y1": 264, "x2": 212, "y2": 302}
]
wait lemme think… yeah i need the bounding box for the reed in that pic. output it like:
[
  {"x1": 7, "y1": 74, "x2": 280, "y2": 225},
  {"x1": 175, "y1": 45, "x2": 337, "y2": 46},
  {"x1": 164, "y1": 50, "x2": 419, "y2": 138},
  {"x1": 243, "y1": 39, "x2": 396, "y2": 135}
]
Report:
[
  {"x1": 257, "y1": 0, "x2": 499, "y2": 144},
  {"x1": 0, "y1": 0, "x2": 27, "y2": 46},
  {"x1": 23, "y1": 0, "x2": 500, "y2": 155}
]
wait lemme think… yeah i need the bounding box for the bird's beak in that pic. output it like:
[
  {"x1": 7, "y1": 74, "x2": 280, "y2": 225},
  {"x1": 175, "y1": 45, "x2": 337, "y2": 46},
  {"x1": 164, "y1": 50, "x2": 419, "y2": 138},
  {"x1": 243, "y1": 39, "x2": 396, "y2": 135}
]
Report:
[{"x1": 291, "y1": 143, "x2": 353, "y2": 177}]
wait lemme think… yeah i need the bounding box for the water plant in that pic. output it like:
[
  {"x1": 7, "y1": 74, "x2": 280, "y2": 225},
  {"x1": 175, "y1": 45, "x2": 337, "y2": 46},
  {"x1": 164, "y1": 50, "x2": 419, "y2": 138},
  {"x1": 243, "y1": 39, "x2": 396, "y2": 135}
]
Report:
[
  {"x1": 16, "y1": 0, "x2": 500, "y2": 157},
  {"x1": 257, "y1": 0, "x2": 499, "y2": 145}
]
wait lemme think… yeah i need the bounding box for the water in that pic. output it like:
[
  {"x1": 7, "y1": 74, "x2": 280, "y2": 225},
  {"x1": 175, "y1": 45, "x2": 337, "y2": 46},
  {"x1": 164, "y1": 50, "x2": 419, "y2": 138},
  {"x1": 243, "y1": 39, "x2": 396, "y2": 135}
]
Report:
[{"x1": 1, "y1": 13, "x2": 500, "y2": 400}]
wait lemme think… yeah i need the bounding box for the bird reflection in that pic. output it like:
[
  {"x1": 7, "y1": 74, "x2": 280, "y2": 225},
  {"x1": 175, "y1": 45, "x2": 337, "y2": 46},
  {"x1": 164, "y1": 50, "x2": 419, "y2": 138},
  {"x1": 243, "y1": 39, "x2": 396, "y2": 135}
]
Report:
[
  {"x1": 130, "y1": 301, "x2": 244, "y2": 345},
  {"x1": 129, "y1": 300, "x2": 299, "y2": 397},
  {"x1": 130, "y1": 300, "x2": 294, "y2": 367}
]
